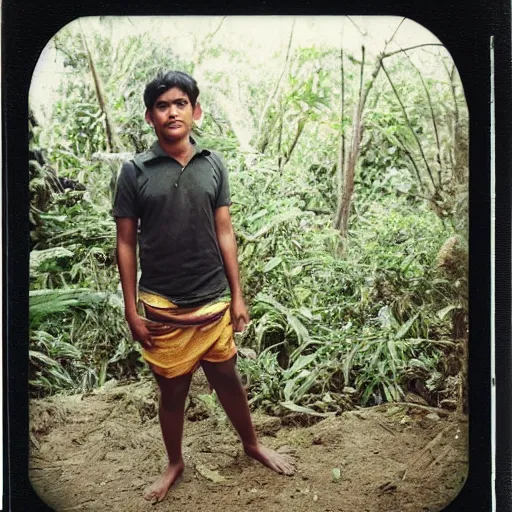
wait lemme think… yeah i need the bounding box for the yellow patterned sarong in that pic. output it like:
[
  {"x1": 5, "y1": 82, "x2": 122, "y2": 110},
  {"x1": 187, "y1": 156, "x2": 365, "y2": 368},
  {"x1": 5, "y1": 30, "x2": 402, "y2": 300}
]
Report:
[{"x1": 137, "y1": 290, "x2": 237, "y2": 378}]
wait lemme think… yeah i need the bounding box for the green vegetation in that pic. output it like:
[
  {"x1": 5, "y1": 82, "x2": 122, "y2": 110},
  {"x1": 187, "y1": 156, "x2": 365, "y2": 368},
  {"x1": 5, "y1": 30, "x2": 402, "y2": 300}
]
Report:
[{"x1": 29, "y1": 17, "x2": 468, "y2": 414}]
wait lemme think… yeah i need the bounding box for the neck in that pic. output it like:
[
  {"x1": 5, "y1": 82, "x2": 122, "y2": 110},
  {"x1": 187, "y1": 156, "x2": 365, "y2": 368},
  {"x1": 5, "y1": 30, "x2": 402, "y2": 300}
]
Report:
[{"x1": 159, "y1": 136, "x2": 193, "y2": 160}]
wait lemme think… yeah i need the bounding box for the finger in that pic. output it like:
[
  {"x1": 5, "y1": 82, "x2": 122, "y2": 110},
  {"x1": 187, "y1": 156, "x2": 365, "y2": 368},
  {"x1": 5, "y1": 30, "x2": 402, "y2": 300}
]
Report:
[{"x1": 137, "y1": 331, "x2": 151, "y2": 348}]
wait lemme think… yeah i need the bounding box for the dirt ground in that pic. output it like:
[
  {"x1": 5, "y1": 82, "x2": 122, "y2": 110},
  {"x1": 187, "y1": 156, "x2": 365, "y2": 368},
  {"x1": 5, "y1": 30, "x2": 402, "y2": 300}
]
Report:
[{"x1": 29, "y1": 371, "x2": 468, "y2": 512}]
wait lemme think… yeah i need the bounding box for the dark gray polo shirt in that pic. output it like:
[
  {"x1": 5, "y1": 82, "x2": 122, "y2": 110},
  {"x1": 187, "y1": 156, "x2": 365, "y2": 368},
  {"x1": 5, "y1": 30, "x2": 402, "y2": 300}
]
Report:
[{"x1": 113, "y1": 139, "x2": 231, "y2": 307}]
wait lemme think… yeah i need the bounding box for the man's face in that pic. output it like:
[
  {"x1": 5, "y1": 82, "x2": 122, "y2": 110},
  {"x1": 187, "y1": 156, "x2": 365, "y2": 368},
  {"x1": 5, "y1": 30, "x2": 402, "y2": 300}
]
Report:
[{"x1": 145, "y1": 87, "x2": 200, "y2": 143}]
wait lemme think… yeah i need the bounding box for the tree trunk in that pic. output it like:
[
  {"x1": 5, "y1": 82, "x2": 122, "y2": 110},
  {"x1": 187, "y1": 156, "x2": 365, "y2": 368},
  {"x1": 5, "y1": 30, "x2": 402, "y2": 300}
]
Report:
[
  {"x1": 332, "y1": 20, "x2": 443, "y2": 237},
  {"x1": 334, "y1": 46, "x2": 369, "y2": 235},
  {"x1": 79, "y1": 24, "x2": 120, "y2": 153},
  {"x1": 334, "y1": 105, "x2": 363, "y2": 234},
  {"x1": 449, "y1": 65, "x2": 468, "y2": 185}
]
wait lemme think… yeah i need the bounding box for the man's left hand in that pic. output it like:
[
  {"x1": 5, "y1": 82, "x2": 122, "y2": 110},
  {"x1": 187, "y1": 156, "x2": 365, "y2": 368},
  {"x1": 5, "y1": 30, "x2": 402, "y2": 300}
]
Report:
[{"x1": 231, "y1": 297, "x2": 250, "y2": 332}]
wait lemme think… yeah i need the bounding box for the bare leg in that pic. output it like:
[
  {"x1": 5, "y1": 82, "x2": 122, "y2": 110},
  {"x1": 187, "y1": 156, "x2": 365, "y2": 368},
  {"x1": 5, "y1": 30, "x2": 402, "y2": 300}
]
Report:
[
  {"x1": 201, "y1": 356, "x2": 295, "y2": 475},
  {"x1": 143, "y1": 371, "x2": 192, "y2": 502}
]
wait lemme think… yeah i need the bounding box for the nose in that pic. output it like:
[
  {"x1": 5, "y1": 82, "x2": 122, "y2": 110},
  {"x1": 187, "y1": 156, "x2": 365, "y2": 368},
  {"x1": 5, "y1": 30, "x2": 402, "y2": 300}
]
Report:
[{"x1": 168, "y1": 104, "x2": 178, "y2": 118}]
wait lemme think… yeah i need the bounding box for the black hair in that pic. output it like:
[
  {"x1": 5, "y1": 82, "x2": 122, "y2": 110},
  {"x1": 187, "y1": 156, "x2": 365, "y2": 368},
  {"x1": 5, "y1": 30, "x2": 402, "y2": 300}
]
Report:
[{"x1": 143, "y1": 71, "x2": 200, "y2": 110}]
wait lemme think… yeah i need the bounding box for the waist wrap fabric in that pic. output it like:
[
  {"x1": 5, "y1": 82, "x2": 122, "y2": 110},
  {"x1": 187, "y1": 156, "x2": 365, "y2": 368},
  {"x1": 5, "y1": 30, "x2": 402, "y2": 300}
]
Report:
[{"x1": 138, "y1": 290, "x2": 237, "y2": 378}]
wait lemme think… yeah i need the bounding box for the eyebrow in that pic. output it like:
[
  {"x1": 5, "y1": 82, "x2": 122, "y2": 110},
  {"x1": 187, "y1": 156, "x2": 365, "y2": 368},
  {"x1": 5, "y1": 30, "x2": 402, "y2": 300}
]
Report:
[{"x1": 155, "y1": 98, "x2": 189, "y2": 106}]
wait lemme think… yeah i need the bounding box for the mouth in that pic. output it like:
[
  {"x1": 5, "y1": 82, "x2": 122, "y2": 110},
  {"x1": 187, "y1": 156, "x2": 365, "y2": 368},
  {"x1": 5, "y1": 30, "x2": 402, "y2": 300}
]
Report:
[{"x1": 166, "y1": 122, "x2": 181, "y2": 128}]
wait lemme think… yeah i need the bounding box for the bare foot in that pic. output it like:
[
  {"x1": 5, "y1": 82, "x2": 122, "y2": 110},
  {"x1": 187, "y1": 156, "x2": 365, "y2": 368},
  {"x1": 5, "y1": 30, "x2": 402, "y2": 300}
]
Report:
[
  {"x1": 143, "y1": 460, "x2": 184, "y2": 503},
  {"x1": 244, "y1": 443, "x2": 295, "y2": 475}
]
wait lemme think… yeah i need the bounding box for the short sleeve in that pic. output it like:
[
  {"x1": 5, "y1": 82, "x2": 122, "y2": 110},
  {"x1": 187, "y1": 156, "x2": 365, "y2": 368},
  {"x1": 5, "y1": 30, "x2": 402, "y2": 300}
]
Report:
[
  {"x1": 213, "y1": 152, "x2": 231, "y2": 209},
  {"x1": 112, "y1": 161, "x2": 140, "y2": 218}
]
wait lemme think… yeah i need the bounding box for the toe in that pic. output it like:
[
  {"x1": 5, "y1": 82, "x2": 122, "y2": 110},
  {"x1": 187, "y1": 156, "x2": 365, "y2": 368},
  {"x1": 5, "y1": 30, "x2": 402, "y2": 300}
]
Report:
[
  {"x1": 280, "y1": 464, "x2": 291, "y2": 475},
  {"x1": 273, "y1": 464, "x2": 284, "y2": 474},
  {"x1": 282, "y1": 461, "x2": 295, "y2": 475}
]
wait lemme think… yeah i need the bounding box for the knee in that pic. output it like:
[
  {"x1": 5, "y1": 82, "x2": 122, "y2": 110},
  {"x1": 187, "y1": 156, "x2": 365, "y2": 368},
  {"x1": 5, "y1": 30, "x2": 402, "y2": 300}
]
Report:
[
  {"x1": 158, "y1": 381, "x2": 189, "y2": 411},
  {"x1": 160, "y1": 388, "x2": 187, "y2": 411},
  {"x1": 205, "y1": 362, "x2": 241, "y2": 387}
]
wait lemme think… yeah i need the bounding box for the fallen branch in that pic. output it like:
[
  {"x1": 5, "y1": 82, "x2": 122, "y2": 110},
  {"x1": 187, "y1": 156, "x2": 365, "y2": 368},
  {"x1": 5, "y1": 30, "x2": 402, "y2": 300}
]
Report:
[
  {"x1": 378, "y1": 424, "x2": 453, "y2": 493},
  {"x1": 377, "y1": 421, "x2": 397, "y2": 436},
  {"x1": 408, "y1": 424, "x2": 452, "y2": 468},
  {"x1": 373, "y1": 402, "x2": 450, "y2": 416},
  {"x1": 427, "y1": 444, "x2": 453, "y2": 469}
]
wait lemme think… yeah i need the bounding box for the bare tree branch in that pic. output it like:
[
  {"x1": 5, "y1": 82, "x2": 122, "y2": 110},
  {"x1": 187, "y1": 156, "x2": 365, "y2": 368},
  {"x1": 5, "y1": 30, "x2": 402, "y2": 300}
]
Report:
[
  {"x1": 395, "y1": 133, "x2": 425, "y2": 189},
  {"x1": 383, "y1": 43, "x2": 446, "y2": 60},
  {"x1": 195, "y1": 17, "x2": 227, "y2": 66},
  {"x1": 380, "y1": 60, "x2": 436, "y2": 190},
  {"x1": 79, "y1": 21, "x2": 120, "y2": 153},
  {"x1": 257, "y1": 18, "x2": 296, "y2": 134},
  {"x1": 332, "y1": 20, "x2": 444, "y2": 235},
  {"x1": 442, "y1": 61, "x2": 460, "y2": 135},
  {"x1": 283, "y1": 117, "x2": 307, "y2": 166},
  {"x1": 277, "y1": 99, "x2": 284, "y2": 171},
  {"x1": 334, "y1": 45, "x2": 367, "y2": 233},
  {"x1": 348, "y1": 16, "x2": 405, "y2": 59},
  {"x1": 386, "y1": 17, "x2": 406, "y2": 47},
  {"x1": 205, "y1": 16, "x2": 226, "y2": 43},
  {"x1": 346, "y1": 16, "x2": 368, "y2": 37},
  {"x1": 401, "y1": 48, "x2": 443, "y2": 186},
  {"x1": 337, "y1": 47, "x2": 346, "y2": 200},
  {"x1": 358, "y1": 46, "x2": 366, "y2": 108}
]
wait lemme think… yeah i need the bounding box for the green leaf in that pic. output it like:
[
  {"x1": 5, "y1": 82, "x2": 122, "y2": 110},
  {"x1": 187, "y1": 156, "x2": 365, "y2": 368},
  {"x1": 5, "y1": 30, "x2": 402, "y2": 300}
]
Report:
[
  {"x1": 394, "y1": 313, "x2": 420, "y2": 340},
  {"x1": 283, "y1": 377, "x2": 300, "y2": 402},
  {"x1": 342, "y1": 346, "x2": 358, "y2": 384},
  {"x1": 246, "y1": 209, "x2": 268, "y2": 222},
  {"x1": 30, "y1": 247, "x2": 74, "y2": 271},
  {"x1": 48, "y1": 366, "x2": 74, "y2": 386},
  {"x1": 287, "y1": 353, "x2": 317, "y2": 375},
  {"x1": 98, "y1": 361, "x2": 108, "y2": 387},
  {"x1": 29, "y1": 350, "x2": 59, "y2": 367},
  {"x1": 297, "y1": 306, "x2": 313, "y2": 320},
  {"x1": 279, "y1": 401, "x2": 333, "y2": 417},
  {"x1": 255, "y1": 294, "x2": 310, "y2": 344},
  {"x1": 29, "y1": 288, "x2": 108, "y2": 323},
  {"x1": 292, "y1": 371, "x2": 319, "y2": 402},
  {"x1": 249, "y1": 209, "x2": 305, "y2": 239},
  {"x1": 50, "y1": 339, "x2": 82, "y2": 359},
  {"x1": 263, "y1": 256, "x2": 283, "y2": 273},
  {"x1": 409, "y1": 358, "x2": 427, "y2": 369},
  {"x1": 289, "y1": 265, "x2": 303, "y2": 277},
  {"x1": 437, "y1": 304, "x2": 458, "y2": 319},
  {"x1": 386, "y1": 339, "x2": 399, "y2": 372}
]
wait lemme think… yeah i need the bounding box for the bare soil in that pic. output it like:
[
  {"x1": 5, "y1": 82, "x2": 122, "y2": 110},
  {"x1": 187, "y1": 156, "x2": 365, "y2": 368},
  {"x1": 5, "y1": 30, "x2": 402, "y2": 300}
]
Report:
[{"x1": 29, "y1": 371, "x2": 468, "y2": 512}]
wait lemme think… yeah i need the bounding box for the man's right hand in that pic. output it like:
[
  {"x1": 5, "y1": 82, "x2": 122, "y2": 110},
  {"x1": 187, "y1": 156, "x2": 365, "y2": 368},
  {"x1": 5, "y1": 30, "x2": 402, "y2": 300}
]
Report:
[{"x1": 126, "y1": 312, "x2": 153, "y2": 349}]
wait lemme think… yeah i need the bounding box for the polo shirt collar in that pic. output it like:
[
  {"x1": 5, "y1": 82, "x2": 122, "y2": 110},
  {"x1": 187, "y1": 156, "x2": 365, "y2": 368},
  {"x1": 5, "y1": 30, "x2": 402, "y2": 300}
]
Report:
[{"x1": 140, "y1": 137, "x2": 210, "y2": 164}]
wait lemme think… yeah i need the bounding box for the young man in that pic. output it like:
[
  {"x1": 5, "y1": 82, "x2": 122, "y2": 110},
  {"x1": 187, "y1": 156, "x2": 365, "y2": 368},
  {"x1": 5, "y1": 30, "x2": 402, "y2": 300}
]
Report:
[{"x1": 113, "y1": 71, "x2": 295, "y2": 503}]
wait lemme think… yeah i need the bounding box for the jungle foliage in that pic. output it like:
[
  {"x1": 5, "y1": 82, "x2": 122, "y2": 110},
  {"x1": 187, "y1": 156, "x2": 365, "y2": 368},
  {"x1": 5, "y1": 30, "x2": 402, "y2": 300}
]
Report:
[{"x1": 29, "y1": 17, "x2": 468, "y2": 415}]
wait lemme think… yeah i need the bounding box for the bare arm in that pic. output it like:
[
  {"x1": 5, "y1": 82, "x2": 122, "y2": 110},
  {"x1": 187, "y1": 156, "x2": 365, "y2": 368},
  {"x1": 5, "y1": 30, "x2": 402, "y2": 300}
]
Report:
[
  {"x1": 116, "y1": 217, "x2": 138, "y2": 316},
  {"x1": 214, "y1": 206, "x2": 249, "y2": 331},
  {"x1": 115, "y1": 217, "x2": 152, "y2": 347}
]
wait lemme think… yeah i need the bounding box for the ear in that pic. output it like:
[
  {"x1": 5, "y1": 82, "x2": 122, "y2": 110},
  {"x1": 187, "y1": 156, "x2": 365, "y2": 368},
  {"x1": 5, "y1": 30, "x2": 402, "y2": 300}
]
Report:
[
  {"x1": 193, "y1": 102, "x2": 203, "y2": 122},
  {"x1": 145, "y1": 110, "x2": 153, "y2": 126}
]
